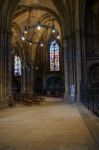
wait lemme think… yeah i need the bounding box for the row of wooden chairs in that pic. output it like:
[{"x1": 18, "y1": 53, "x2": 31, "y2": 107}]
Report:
[{"x1": 13, "y1": 94, "x2": 44, "y2": 105}]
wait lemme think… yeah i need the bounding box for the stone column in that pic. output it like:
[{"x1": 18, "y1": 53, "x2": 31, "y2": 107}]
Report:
[
  {"x1": 74, "y1": 0, "x2": 82, "y2": 102},
  {"x1": 42, "y1": 76, "x2": 46, "y2": 94},
  {"x1": 67, "y1": 35, "x2": 76, "y2": 102},
  {"x1": 24, "y1": 67, "x2": 34, "y2": 95},
  {"x1": 23, "y1": 67, "x2": 27, "y2": 94},
  {"x1": 26, "y1": 67, "x2": 30, "y2": 94},
  {"x1": 30, "y1": 67, "x2": 34, "y2": 94},
  {"x1": 0, "y1": 29, "x2": 13, "y2": 107},
  {"x1": 63, "y1": 38, "x2": 69, "y2": 101},
  {"x1": 75, "y1": 31, "x2": 81, "y2": 102},
  {"x1": 21, "y1": 67, "x2": 26, "y2": 94}
]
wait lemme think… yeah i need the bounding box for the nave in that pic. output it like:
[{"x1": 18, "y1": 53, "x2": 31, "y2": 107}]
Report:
[{"x1": 0, "y1": 97, "x2": 99, "y2": 150}]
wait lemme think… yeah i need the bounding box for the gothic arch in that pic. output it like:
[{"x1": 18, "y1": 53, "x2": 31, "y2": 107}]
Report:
[
  {"x1": 0, "y1": 0, "x2": 70, "y2": 35},
  {"x1": 0, "y1": 0, "x2": 91, "y2": 105}
]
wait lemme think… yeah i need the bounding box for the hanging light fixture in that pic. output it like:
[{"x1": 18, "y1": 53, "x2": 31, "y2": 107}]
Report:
[
  {"x1": 21, "y1": 35, "x2": 25, "y2": 41},
  {"x1": 57, "y1": 34, "x2": 60, "y2": 39},
  {"x1": 52, "y1": 19, "x2": 56, "y2": 33},
  {"x1": 36, "y1": 21, "x2": 41, "y2": 30},
  {"x1": 21, "y1": 9, "x2": 60, "y2": 46},
  {"x1": 40, "y1": 42, "x2": 44, "y2": 47},
  {"x1": 52, "y1": 28, "x2": 56, "y2": 33},
  {"x1": 29, "y1": 41, "x2": 32, "y2": 46},
  {"x1": 24, "y1": 26, "x2": 28, "y2": 34}
]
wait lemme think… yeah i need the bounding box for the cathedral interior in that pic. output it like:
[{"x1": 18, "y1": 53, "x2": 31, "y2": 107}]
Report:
[{"x1": 0, "y1": 0, "x2": 99, "y2": 150}]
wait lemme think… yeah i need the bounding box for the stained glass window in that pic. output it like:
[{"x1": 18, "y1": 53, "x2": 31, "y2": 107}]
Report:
[
  {"x1": 50, "y1": 40, "x2": 60, "y2": 71},
  {"x1": 14, "y1": 56, "x2": 21, "y2": 76}
]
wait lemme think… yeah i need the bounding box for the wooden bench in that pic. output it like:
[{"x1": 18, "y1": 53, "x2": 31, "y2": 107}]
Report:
[
  {"x1": 13, "y1": 94, "x2": 44, "y2": 105},
  {"x1": 13, "y1": 94, "x2": 22, "y2": 103},
  {"x1": 33, "y1": 95, "x2": 44, "y2": 105},
  {"x1": 22, "y1": 94, "x2": 33, "y2": 105}
]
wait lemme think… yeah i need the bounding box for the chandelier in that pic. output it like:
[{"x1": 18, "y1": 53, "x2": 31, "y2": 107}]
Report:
[{"x1": 21, "y1": 10, "x2": 60, "y2": 47}]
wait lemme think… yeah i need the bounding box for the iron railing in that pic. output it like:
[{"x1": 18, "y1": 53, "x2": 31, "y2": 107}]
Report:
[{"x1": 81, "y1": 86, "x2": 99, "y2": 116}]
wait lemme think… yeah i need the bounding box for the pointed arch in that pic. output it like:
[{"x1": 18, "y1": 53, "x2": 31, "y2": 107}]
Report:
[{"x1": 49, "y1": 40, "x2": 60, "y2": 71}]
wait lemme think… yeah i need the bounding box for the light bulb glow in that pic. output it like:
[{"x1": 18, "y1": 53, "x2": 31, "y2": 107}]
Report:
[
  {"x1": 57, "y1": 35, "x2": 60, "y2": 39},
  {"x1": 37, "y1": 25, "x2": 41, "y2": 30},
  {"x1": 24, "y1": 26, "x2": 28, "y2": 34},
  {"x1": 52, "y1": 29, "x2": 56, "y2": 33},
  {"x1": 21, "y1": 36, "x2": 25, "y2": 41},
  {"x1": 24, "y1": 30, "x2": 28, "y2": 34},
  {"x1": 36, "y1": 66, "x2": 39, "y2": 70},
  {"x1": 40, "y1": 43, "x2": 44, "y2": 47},
  {"x1": 29, "y1": 42, "x2": 32, "y2": 46}
]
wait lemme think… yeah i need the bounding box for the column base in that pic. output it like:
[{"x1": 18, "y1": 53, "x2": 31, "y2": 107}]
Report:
[
  {"x1": 64, "y1": 92, "x2": 70, "y2": 102},
  {"x1": 0, "y1": 94, "x2": 13, "y2": 108},
  {"x1": 75, "y1": 92, "x2": 81, "y2": 104},
  {"x1": 8, "y1": 95, "x2": 15, "y2": 107}
]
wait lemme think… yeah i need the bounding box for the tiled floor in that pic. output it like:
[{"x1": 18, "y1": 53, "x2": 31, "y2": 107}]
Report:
[{"x1": 0, "y1": 97, "x2": 99, "y2": 150}]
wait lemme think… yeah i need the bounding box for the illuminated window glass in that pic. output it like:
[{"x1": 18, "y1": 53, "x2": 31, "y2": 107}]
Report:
[
  {"x1": 50, "y1": 40, "x2": 60, "y2": 71},
  {"x1": 14, "y1": 56, "x2": 21, "y2": 76}
]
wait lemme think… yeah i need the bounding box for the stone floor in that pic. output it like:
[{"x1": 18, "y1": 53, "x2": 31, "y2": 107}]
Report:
[{"x1": 0, "y1": 97, "x2": 99, "y2": 150}]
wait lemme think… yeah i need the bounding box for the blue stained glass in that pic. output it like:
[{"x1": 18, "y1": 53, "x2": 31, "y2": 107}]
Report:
[
  {"x1": 14, "y1": 56, "x2": 21, "y2": 76},
  {"x1": 50, "y1": 40, "x2": 60, "y2": 71}
]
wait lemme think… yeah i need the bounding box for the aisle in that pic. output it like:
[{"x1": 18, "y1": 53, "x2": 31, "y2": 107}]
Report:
[{"x1": 0, "y1": 97, "x2": 99, "y2": 150}]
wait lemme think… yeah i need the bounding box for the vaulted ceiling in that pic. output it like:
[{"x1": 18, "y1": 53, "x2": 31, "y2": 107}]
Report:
[{"x1": 12, "y1": 0, "x2": 61, "y2": 62}]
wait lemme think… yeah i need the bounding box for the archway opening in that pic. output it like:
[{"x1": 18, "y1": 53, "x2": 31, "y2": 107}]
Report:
[{"x1": 11, "y1": 0, "x2": 65, "y2": 99}]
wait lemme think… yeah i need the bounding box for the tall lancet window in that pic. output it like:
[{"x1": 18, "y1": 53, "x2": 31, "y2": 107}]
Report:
[
  {"x1": 14, "y1": 55, "x2": 21, "y2": 76},
  {"x1": 50, "y1": 40, "x2": 60, "y2": 71}
]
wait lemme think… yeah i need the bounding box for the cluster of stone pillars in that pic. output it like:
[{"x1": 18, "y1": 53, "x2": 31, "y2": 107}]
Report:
[
  {"x1": 0, "y1": 0, "x2": 87, "y2": 107},
  {"x1": 0, "y1": 28, "x2": 35, "y2": 107},
  {"x1": 62, "y1": 0, "x2": 86, "y2": 103},
  {"x1": 0, "y1": 29, "x2": 13, "y2": 107},
  {"x1": 21, "y1": 66, "x2": 34, "y2": 95},
  {"x1": 63, "y1": 30, "x2": 84, "y2": 103},
  {"x1": 0, "y1": 28, "x2": 83, "y2": 107}
]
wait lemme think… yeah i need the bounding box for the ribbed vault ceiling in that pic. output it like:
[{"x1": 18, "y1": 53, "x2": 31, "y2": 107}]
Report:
[{"x1": 12, "y1": 0, "x2": 61, "y2": 62}]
